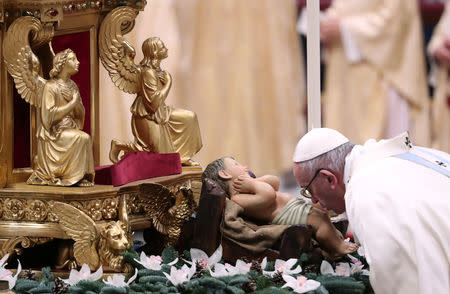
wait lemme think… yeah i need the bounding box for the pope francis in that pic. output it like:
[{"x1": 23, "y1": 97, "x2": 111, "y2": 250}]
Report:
[{"x1": 293, "y1": 128, "x2": 449, "y2": 294}]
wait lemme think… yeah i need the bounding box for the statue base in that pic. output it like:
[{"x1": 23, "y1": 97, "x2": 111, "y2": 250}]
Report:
[{"x1": 0, "y1": 166, "x2": 202, "y2": 271}]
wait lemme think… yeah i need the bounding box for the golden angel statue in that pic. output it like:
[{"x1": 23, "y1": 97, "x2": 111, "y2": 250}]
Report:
[
  {"x1": 99, "y1": 7, "x2": 202, "y2": 166},
  {"x1": 3, "y1": 17, "x2": 95, "y2": 186}
]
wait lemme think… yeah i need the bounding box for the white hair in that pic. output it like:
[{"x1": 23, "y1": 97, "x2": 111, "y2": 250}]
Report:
[{"x1": 300, "y1": 142, "x2": 355, "y2": 177}]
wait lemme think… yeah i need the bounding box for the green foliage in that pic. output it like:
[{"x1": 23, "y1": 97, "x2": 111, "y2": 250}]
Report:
[
  {"x1": 40, "y1": 266, "x2": 54, "y2": 284},
  {"x1": 352, "y1": 273, "x2": 372, "y2": 293},
  {"x1": 65, "y1": 286, "x2": 85, "y2": 294},
  {"x1": 76, "y1": 280, "x2": 106, "y2": 292},
  {"x1": 122, "y1": 248, "x2": 143, "y2": 270},
  {"x1": 226, "y1": 275, "x2": 248, "y2": 287},
  {"x1": 138, "y1": 268, "x2": 166, "y2": 277},
  {"x1": 253, "y1": 286, "x2": 291, "y2": 293},
  {"x1": 26, "y1": 284, "x2": 53, "y2": 293},
  {"x1": 254, "y1": 274, "x2": 274, "y2": 290},
  {"x1": 162, "y1": 246, "x2": 179, "y2": 264},
  {"x1": 99, "y1": 285, "x2": 128, "y2": 294},
  {"x1": 138, "y1": 275, "x2": 168, "y2": 284},
  {"x1": 13, "y1": 246, "x2": 372, "y2": 294},
  {"x1": 14, "y1": 278, "x2": 40, "y2": 293},
  {"x1": 309, "y1": 285, "x2": 330, "y2": 294},
  {"x1": 315, "y1": 274, "x2": 365, "y2": 294}
]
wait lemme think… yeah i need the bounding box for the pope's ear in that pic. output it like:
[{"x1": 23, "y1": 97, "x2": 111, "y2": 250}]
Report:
[{"x1": 218, "y1": 170, "x2": 232, "y2": 180}]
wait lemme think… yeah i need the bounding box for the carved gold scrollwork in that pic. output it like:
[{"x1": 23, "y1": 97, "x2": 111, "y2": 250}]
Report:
[
  {"x1": 127, "y1": 192, "x2": 143, "y2": 215},
  {"x1": 0, "y1": 197, "x2": 124, "y2": 221},
  {"x1": 30, "y1": 22, "x2": 54, "y2": 49},
  {"x1": 138, "y1": 183, "x2": 197, "y2": 246},
  {"x1": 102, "y1": 198, "x2": 118, "y2": 219},
  {"x1": 3, "y1": 198, "x2": 25, "y2": 220},
  {"x1": 86, "y1": 199, "x2": 103, "y2": 221},
  {"x1": 1, "y1": 237, "x2": 53, "y2": 258},
  {"x1": 25, "y1": 199, "x2": 48, "y2": 221}
]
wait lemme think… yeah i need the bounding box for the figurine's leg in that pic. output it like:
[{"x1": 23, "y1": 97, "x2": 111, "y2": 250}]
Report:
[{"x1": 109, "y1": 140, "x2": 140, "y2": 163}]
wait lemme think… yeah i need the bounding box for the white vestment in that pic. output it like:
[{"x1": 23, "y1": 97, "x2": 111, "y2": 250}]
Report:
[{"x1": 344, "y1": 133, "x2": 450, "y2": 294}]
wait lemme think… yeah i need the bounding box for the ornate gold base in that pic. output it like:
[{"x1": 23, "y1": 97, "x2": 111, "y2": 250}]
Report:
[{"x1": 0, "y1": 167, "x2": 202, "y2": 272}]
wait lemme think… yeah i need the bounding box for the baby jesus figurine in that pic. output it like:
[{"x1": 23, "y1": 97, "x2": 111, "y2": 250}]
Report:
[{"x1": 202, "y1": 156, "x2": 358, "y2": 256}]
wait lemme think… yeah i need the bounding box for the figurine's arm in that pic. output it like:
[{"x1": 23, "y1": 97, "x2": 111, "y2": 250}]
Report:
[
  {"x1": 142, "y1": 69, "x2": 172, "y2": 113},
  {"x1": 256, "y1": 175, "x2": 280, "y2": 191},
  {"x1": 231, "y1": 175, "x2": 277, "y2": 210}
]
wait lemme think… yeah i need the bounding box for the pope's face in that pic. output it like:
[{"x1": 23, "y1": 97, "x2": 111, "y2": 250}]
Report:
[
  {"x1": 293, "y1": 163, "x2": 346, "y2": 214},
  {"x1": 64, "y1": 53, "x2": 80, "y2": 75},
  {"x1": 223, "y1": 157, "x2": 249, "y2": 180}
]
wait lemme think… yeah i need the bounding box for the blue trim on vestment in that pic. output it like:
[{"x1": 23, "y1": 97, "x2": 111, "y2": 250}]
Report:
[{"x1": 394, "y1": 153, "x2": 450, "y2": 178}]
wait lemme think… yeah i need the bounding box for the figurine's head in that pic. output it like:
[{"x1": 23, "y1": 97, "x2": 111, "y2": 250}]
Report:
[
  {"x1": 202, "y1": 156, "x2": 250, "y2": 197},
  {"x1": 50, "y1": 49, "x2": 79, "y2": 78},
  {"x1": 141, "y1": 37, "x2": 168, "y2": 67}
]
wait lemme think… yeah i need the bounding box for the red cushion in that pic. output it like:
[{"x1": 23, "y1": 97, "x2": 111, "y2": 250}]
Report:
[{"x1": 95, "y1": 152, "x2": 182, "y2": 186}]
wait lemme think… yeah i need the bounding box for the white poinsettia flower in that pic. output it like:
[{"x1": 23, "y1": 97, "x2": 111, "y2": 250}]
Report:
[
  {"x1": 282, "y1": 274, "x2": 321, "y2": 293},
  {"x1": 209, "y1": 259, "x2": 251, "y2": 277},
  {"x1": 209, "y1": 263, "x2": 230, "y2": 277},
  {"x1": 62, "y1": 264, "x2": 103, "y2": 286},
  {"x1": 320, "y1": 261, "x2": 351, "y2": 277},
  {"x1": 0, "y1": 254, "x2": 21, "y2": 290},
  {"x1": 134, "y1": 252, "x2": 178, "y2": 270},
  {"x1": 357, "y1": 246, "x2": 365, "y2": 257},
  {"x1": 346, "y1": 255, "x2": 369, "y2": 275},
  {"x1": 189, "y1": 245, "x2": 222, "y2": 269},
  {"x1": 135, "y1": 252, "x2": 163, "y2": 270},
  {"x1": 262, "y1": 257, "x2": 302, "y2": 277},
  {"x1": 103, "y1": 268, "x2": 138, "y2": 287},
  {"x1": 234, "y1": 259, "x2": 252, "y2": 275},
  {"x1": 163, "y1": 263, "x2": 196, "y2": 286}
]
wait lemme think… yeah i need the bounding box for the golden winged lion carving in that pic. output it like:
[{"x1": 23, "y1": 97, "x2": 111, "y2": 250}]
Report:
[
  {"x1": 3, "y1": 16, "x2": 95, "y2": 186},
  {"x1": 52, "y1": 200, "x2": 132, "y2": 272},
  {"x1": 138, "y1": 183, "x2": 197, "y2": 246},
  {"x1": 99, "y1": 7, "x2": 202, "y2": 165}
]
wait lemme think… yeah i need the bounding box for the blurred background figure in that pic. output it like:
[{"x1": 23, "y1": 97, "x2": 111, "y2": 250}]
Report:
[
  {"x1": 99, "y1": 0, "x2": 306, "y2": 176},
  {"x1": 428, "y1": 0, "x2": 450, "y2": 153},
  {"x1": 320, "y1": 0, "x2": 431, "y2": 145}
]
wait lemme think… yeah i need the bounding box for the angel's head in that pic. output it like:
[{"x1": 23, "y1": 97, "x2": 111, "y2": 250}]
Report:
[
  {"x1": 141, "y1": 37, "x2": 168, "y2": 68},
  {"x1": 50, "y1": 49, "x2": 79, "y2": 78}
]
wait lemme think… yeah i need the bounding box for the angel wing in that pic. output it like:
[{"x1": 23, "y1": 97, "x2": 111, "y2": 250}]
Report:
[
  {"x1": 99, "y1": 6, "x2": 141, "y2": 94},
  {"x1": 52, "y1": 202, "x2": 100, "y2": 269},
  {"x1": 139, "y1": 183, "x2": 196, "y2": 241},
  {"x1": 3, "y1": 16, "x2": 46, "y2": 107}
]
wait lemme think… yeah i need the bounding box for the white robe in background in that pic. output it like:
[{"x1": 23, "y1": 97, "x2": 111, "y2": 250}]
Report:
[
  {"x1": 428, "y1": 0, "x2": 450, "y2": 153},
  {"x1": 344, "y1": 133, "x2": 450, "y2": 294},
  {"x1": 323, "y1": 0, "x2": 430, "y2": 146}
]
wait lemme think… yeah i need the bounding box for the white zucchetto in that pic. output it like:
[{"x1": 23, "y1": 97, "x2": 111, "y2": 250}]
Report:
[{"x1": 293, "y1": 128, "x2": 349, "y2": 162}]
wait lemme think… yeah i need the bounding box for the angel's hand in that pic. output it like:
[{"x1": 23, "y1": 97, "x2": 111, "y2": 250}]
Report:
[
  {"x1": 72, "y1": 92, "x2": 81, "y2": 104},
  {"x1": 164, "y1": 71, "x2": 172, "y2": 84}
]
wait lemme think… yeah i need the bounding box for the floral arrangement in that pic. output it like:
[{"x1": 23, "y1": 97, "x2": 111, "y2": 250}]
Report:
[{"x1": 7, "y1": 245, "x2": 371, "y2": 294}]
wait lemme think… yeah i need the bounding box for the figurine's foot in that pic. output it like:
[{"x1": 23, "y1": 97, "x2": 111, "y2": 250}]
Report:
[
  {"x1": 109, "y1": 140, "x2": 120, "y2": 164},
  {"x1": 77, "y1": 179, "x2": 94, "y2": 187},
  {"x1": 336, "y1": 241, "x2": 359, "y2": 255},
  {"x1": 182, "y1": 159, "x2": 200, "y2": 166}
]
